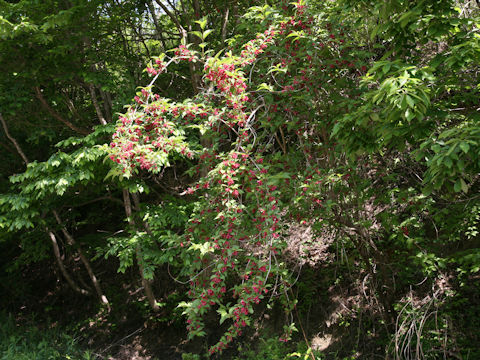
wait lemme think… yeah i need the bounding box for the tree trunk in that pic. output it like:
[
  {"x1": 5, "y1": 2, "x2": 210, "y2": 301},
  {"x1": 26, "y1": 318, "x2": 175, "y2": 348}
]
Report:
[
  {"x1": 221, "y1": 7, "x2": 230, "y2": 44},
  {"x1": 2, "y1": 109, "x2": 99, "y2": 303},
  {"x1": 53, "y1": 210, "x2": 110, "y2": 307},
  {"x1": 154, "y1": 0, "x2": 199, "y2": 93},
  {"x1": 88, "y1": 83, "x2": 107, "y2": 125},
  {"x1": 123, "y1": 189, "x2": 159, "y2": 311},
  {"x1": 147, "y1": 1, "x2": 162, "y2": 40},
  {"x1": 99, "y1": 88, "x2": 112, "y2": 123},
  {"x1": 0, "y1": 113, "x2": 29, "y2": 165},
  {"x1": 48, "y1": 230, "x2": 90, "y2": 296}
]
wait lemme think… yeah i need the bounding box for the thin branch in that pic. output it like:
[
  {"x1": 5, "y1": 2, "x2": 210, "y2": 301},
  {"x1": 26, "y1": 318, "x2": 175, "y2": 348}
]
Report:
[
  {"x1": 154, "y1": 0, "x2": 187, "y2": 41},
  {"x1": 147, "y1": 0, "x2": 164, "y2": 44},
  {"x1": 48, "y1": 230, "x2": 90, "y2": 296},
  {"x1": 99, "y1": 326, "x2": 145, "y2": 354},
  {"x1": 61, "y1": 196, "x2": 124, "y2": 209},
  {"x1": 62, "y1": 90, "x2": 86, "y2": 124},
  {"x1": 0, "y1": 112, "x2": 29, "y2": 164},
  {"x1": 34, "y1": 87, "x2": 90, "y2": 135},
  {"x1": 53, "y1": 210, "x2": 110, "y2": 307}
]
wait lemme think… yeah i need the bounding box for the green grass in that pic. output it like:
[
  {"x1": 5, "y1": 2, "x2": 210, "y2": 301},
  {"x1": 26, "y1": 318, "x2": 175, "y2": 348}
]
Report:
[{"x1": 0, "y1": 312, "x2": 94, "y2": 360}]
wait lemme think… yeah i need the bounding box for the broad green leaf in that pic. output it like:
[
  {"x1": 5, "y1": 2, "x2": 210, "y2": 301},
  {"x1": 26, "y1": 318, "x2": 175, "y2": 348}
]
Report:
[{"x1": 459, "y1": 142, "x2": 470, "y2": 153}]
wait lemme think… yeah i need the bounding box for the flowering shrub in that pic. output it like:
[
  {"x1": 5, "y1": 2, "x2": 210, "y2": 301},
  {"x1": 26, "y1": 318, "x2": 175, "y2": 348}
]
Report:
[{"x1": 108, "y1": 0, "x2": 366, "y2": 354}]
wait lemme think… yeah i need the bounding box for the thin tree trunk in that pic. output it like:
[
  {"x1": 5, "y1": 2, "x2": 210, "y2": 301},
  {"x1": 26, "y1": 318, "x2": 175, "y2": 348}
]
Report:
[
  {"x1": 154, "y1": 0, "x2": 187, "y2": 41},
  {"x1": 99, "y1": 88, "x2": 113, "y2": 123},
  {"x1": 0, "y1": 113, "x2": 29, "y2": 165},
  {"x1": 53, "y1": 210, "x2": 110, "y2": 307},
  {"x1": 114, "y1": 0, "x2": 151, "y2": 57},
  {"x1": 131, "y1": 192, "x2": 157, "y2": 238},
  {"x1": 187, "y1": 0, "x2": 202, "y2": 93},
  {"x1": 154, "y1": 0, "x2": 199, "y2": 92},
  {"x1": 48, "y1": 230, "x2": 90, "y2": 295},
  {"x1": 123, "y1": 189, "x2": 159, "y2": 311},
  {"x1": 192, "y1": 0, "x2": 201, "y2": 20},
  {"x1": 88, "y1": 84, "x2": 107, "y2": 125},
  {"x1": 232, "y1": 1, "x2": 240, "y2": 26},
  {"x1": 221, "y1": 7, "x2": 230, "y2": 44}
]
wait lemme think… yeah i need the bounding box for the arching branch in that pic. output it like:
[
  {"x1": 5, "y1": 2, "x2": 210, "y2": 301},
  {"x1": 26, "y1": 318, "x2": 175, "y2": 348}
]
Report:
[{"x1": 34, "y1": 87, "x2": 90, "y2": 135}]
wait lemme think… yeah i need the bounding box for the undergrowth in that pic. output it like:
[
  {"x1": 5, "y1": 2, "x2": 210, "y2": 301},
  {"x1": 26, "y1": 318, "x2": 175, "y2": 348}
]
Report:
[{"x1": 0, "y1": 312, "x2": 94, "y2": 360}]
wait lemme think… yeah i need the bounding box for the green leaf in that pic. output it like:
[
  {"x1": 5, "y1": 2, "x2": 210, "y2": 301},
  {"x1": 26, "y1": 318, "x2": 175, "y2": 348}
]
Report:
[
  {"x1": 459, "y1": 142, "x2": 470, "y2": 153},
  {"x1": 217, "y1": 307, "x2": 230, "y2": 325},
  {"x1": 371, "y1": 24, "x2": 381, "y2": 41},
  {"x1": 257, "y1": 83, "x2": 274, "y2": 91},
  {"x1": 405, "y1": 109, "x2": 415, "y2": 122},
  {"x1": 382, "y1": 62, "x2": 391, "y2": 74},
  {"x1": 191, "y1": 31, "x2": 203, "y2": 40},
  {"x1": 406, "y1": 95, "x2": 415, "y2": 108},
  {"x1": 202, "y1": 29, "x2": 213, "y2": 39},
  {"x1": 460, "y1": 178, "x2": 468, "y2": 193},
  {"x1": 446, "y1": 143, "x2": 457, "y2": 156},
  {"x1": 194, "y1": 17, "x2": 208, "y2": 30}
]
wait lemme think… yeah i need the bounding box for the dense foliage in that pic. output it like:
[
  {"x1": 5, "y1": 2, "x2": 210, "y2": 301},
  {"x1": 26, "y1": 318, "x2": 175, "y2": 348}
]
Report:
[{"x1": 1, "y1": 0, "x2": 479, "y2": 359}]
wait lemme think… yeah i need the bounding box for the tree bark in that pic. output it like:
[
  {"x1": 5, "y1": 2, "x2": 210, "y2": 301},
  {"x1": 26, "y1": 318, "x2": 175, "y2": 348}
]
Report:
[
  {"x1": 154, "y1": 0, "x2": 201, "y2": 93},
  {"x1": 147, "y1": 0, "x2": 169, "y2": 50},
  {"x1": 147, "y1": 1, "x2": 162, "y2": 39},
  {"x1": 131, "y1": 192, "x2": 160, "y2": 246},
  {"x1": 53, "y1": 210, "x2": 110, "y2": 307},
  {"x1": 123, "y1": 189, "x2": 159, "y2": 311}
]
